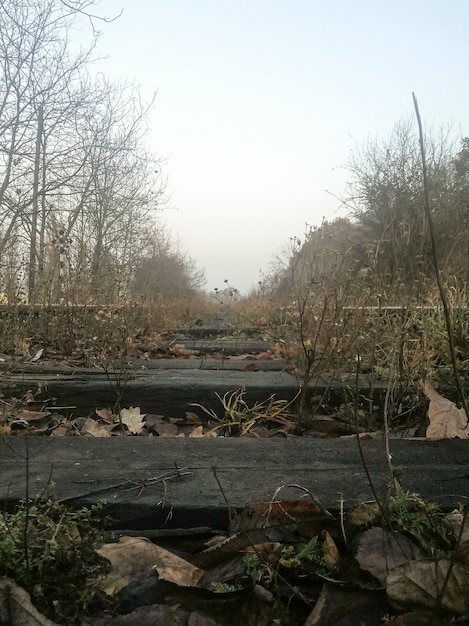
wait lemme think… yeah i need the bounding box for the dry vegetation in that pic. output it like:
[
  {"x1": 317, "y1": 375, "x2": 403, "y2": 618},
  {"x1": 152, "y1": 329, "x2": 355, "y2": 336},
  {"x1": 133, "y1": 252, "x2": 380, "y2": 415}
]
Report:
[{"x1": 1, "y1": 1, "x2": 469, "y2": 623}]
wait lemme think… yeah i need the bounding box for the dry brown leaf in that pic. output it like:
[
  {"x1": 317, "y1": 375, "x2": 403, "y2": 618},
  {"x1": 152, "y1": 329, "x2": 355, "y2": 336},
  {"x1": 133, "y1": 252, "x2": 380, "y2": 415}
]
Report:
[
  {"x1": 51, "y1": 423, "x2": 70, "y2": 437},
  {"x1": 321, "y1": 529, "x2": 340, "y2": 570},
  {"x1": 13, "y1": 408, "x2": 51, "y2": 422},
  {"x1": 0, "y1": 577, "x2": 59, "y2": 625},
  {"x1": 243, "y1": 542, "x2": 282, "y2": 566},
  {"x1": 81, "y1": 417, "x2": 112, "y2": 437},
  {"x1": 152, "y1": 544, "x2": 205, "y2": 587},
  {"x1": 446, "y1": 509, "x2": 469, "y2": 543},
  {"x1": 95, "y1": 407, "x2": 115, "y2": 424},
  {"x1": 169, "y1": 344, "x2": 198, "y2": 357},
  {"x1": 120, "y1": 407, "x2": 145, "y2": 434},
  {"x1": 421, "y1": 379, "x2": 469, "y2": 438},
  {"x1": 242, "y1": 363, "x2": 259, "y2": 372},
  {"x1": 304, "y1": 581, "x2": 387, "y2": 626},
  {"x1": 156, "y1": 422, "x2": 180, "y2": 436},
  {"x1": 97, "y1": 536, "x2": 164, "y2": 596},
  {"x1": 23, "y1": 395, "x2": 52, "y2": 412},
  {"x1": 188, "y1": 425, "x2": 204, "y2": 438},
  {"x1": 273, "y1": 343, "x2": 298, "y2": 359},
  {"x1": 230, "y1": 499, "x2": 333, "y2": 543},
  {"x1": 203, "y1": 428, "x2": 218, "y2": 438},
  {"x1": 144, "y1": 414, "x2": 179, "y2": 436},
  {"x1": 347, "y1": 501, "x2": 383, "y2": 529},
  {"x1": 194, "y1": 530, "x2": 274, "y2": 569},
  {"x1": 355, "y1": 527, "x2": 425, "y2": 585},
  {"x1": 387, "y1": 555, "x2": 469, "y2": 615},
  {"x1": 185, "y1": 411, "x2": 202, "y2": 424}
]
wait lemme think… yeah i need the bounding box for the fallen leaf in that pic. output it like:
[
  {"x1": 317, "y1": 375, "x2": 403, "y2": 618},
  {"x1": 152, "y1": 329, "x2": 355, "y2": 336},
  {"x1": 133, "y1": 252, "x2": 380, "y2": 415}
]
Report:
[
  {"x1": 230, "y1": 499, "x2": 333, "y2": 543},
  {"x1": 95, "y1": 407, "x2": 115, "y2": 424},
  {"x1": 304, "y1": 582, "x2": 387, "y2": 626},
  {"x1": 81, "y1": 417, "x2": 112, "y2": 437},
  {"x1": 188, "y1": 425, "x2": 205, "y2": 438},
  {"x1": 321, "y1": 529, "x2": 340, "y2": 571},
  {"x1": 144, "y1": 414, "x2": 179, "y2": 436},
  {"x1": 152, "y1": 544, "x2": 205, "y2": 587},
  {"x1": 347, "y1": 501, "x2": 383, "y2": 529},
  {"x1": 30, "y1": 348, "x2": 44, "y2": 362},
  {"x1": 355, "y1": 527, "x2": 425, "y2": 584},
  {"x1": 51, "y1": 423, "x2": 70, "y2": 436},
  {"x1": 0, "y1": 577, "x2": 59, "y2": 625},
  {"x1": 421, "y1": 379, "x2": 469, "y2": 438},
  {"x1": 13, "y1": 408, "x2": 51, "y2": 422},
  {"x1": 120, "y1": 407, "x2": 145, "y2": 434},
  {"x1": 243, "y1": 363, "x2": 259, "y2": 372},
  {"x1": 185, "y1": 411, "x2": 202, "y2": 424},
  {"x1": 97, "y1": 536, "x2": 164, "y2": 596},
  {"x1": 387, "y1": 555, "x2": 469, "y2": 615},
  {"x1": 445, "y1": 509, "x2": 469, "y2": 543},
  {"x1": 169, "y1": 344, "x2": 199, "y2": 357}
]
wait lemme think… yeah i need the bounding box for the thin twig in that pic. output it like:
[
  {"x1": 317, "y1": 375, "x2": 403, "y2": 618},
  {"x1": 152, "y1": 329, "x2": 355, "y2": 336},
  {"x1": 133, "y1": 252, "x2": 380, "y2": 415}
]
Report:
[
  {"x1": 412, "y1": 92, "x2": 469, "y2": 423},
  {"x1": 383, "y1": 360, "x2": 397, "y2": 493},
  {"x1": 413, "y1": 92, "x2": 469, "y2": 624},
  {"x1": 212, "y1": 466, "x2": 236, "y2": 525},
  {"x1": 58, "y1": 467, "x2": 190, "y2": 503}
]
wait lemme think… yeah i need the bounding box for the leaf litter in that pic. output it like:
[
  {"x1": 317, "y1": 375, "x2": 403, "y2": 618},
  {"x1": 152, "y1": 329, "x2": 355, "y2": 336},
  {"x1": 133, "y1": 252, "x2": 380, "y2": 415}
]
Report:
[
  {"x1": 36, "y1": 489, "x2": 465, "y2": 625},
  {"x1": 0, "y1": 387, "x2": 300, "y2": 438},
  {"x1": 0, "y1": 375, "x2": 468, "y2": 622}
]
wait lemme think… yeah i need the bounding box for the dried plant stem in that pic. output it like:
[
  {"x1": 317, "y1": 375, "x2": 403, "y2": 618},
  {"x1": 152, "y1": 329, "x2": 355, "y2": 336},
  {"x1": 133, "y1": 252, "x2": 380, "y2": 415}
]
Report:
[
  {"x1": 413, "y1": 92, "x2": 469, "y2": 624},
  {"x1": 412, "y1": 92, "x2": 469, "y2": 422},
  {"x1": 383, "y1": 361, "x2": 397, "y2": 492}
]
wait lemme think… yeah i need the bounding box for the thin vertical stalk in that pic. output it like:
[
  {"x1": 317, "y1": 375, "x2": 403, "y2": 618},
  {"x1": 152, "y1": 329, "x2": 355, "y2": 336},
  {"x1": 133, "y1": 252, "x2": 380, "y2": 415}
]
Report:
[
  {"x1": 413, "y1": 93, "x2": 469, "y2": 420},
  {"x1": 28, "y1": 103, "x2": 44, "y2": 303},
  {"x1": 413, "y1": 92, "x2": 469, "y2": 624}
]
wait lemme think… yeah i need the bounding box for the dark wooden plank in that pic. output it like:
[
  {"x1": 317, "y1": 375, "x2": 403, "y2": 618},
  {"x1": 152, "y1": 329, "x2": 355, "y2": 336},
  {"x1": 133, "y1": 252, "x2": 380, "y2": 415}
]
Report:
[
  {"x1": 0, "y1": 369, "x2": 299, "y2": 415},
  {"x1": 165, "y1": 339, "x2": 273, "y2": 355},
  {"x1": 0, "y1": 356, "x2": 287, "y2": 373},
  {"x1": 0, "y1": 364, "x2": 415, "y2": 417},
  {"x1": 0, "y1": 437, "x2": 467, "y2": 530}
]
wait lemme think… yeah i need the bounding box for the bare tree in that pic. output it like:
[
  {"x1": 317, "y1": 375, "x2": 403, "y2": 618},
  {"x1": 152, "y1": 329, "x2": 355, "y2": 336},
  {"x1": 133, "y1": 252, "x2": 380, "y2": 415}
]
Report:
[
  {"x1": 343, "y1": 117, "x2": 455, "y2": 297},
  {"x1": 0, "y1": 0, "x2": 171, "y2": 304},
  {"x1": 0, "y1": 0, "x2": 101, "y2": 300}
]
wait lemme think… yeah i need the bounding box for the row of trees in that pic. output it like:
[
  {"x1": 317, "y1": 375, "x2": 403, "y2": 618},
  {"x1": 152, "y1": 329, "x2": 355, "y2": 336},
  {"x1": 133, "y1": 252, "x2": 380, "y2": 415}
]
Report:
[
  {"x1": 0, "y1": 0, "x2": 203, "y2": 304},
  {"x1": 269, "y1": 118, "x2": 469, "y2": 303}
]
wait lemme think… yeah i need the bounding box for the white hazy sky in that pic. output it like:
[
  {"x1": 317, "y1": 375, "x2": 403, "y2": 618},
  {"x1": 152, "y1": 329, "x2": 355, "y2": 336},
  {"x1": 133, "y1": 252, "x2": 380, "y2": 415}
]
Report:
[{"x1": 88, "y1": 0, "x2": 469, "y2": 293}]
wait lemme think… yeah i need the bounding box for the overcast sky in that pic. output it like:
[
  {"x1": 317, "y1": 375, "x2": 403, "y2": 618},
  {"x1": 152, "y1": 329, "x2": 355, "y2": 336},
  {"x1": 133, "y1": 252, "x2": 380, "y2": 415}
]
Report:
[{"x1": 88, "y1": 0, "x2": 469, "y2": 293}]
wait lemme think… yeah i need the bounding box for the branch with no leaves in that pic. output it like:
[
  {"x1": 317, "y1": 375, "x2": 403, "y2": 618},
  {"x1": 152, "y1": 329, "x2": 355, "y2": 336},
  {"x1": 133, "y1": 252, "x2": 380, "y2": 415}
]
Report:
[
  {"x1": 59, "y1": 466, "x2": 191, "y2": 503},
  {"x1": 59, "y1": 0, "x2": 122, "y2": 35}
]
